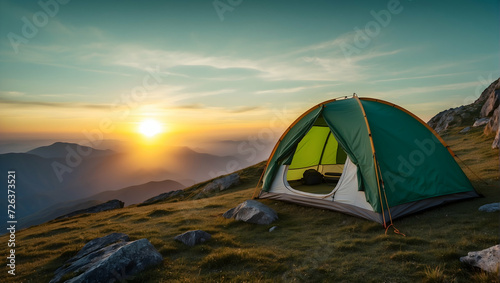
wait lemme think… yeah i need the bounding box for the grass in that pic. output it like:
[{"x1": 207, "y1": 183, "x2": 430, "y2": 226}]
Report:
[{"x1": 1, "y1": 127, "x2": 498, "y2": 282}]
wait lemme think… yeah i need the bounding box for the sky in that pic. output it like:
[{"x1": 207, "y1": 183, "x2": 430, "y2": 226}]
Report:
[{"x1": 0, "y1": 0, "x2": 498, "y2": 152}]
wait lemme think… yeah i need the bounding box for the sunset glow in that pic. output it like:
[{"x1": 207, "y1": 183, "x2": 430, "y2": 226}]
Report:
[
  {"x1": 138, "y1": 119, "x2": 163, "y2": 138},
  {"x1": 0, "y1": 1, "x2": 498, "y2": 152}
]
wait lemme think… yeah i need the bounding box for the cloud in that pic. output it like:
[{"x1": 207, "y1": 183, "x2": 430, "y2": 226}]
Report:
[
  {"x1": 0, "y1": 91, "x2": 24, "y2": 97},
  {"x1": 369, "y1": 72, "x2": 469, "y2": 83},
  {"x1": 165, "y1": 103, "x2": 263, "y2": 114},
  {"x1": 0, "y1": 98, "x2": 109, "y2": 109},
  {"x1": 255, "y1": 84, "x2": 337, "y2": 95},
  {"x1": 7, "y1": 27, "x2": 406, "y2": 86},
  {"x1": 166, "y1": 89, "x2": 236, "y2": 104},
  {"x1": 367, "y1": 81, "x2": 480, "y2": 99},
  {"x1": 229, "y1": 106, "x2": 262, "y2": 113},
  {"x1": 169, "y1": 103, "x2": 204, "y2": 110},
  {"x1": 281, "y1": 32, "x2": 355, "y2": 56},
  {"x1": 101, "y1": 36, "x2": 395, "y2": 83}
]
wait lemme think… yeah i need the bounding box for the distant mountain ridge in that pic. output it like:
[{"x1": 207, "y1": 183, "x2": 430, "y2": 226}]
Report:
[
  {"x1": 0, "y1": 141, "x2": 250, "y2": 227},
  {"x1": 27, "y1": 142, "x2": 114, "y2": 159},
  {"x1": 81, "y1": 179, "x2": 185, "y2": 206},
  {"x1": 17, "y1": 178, "x2": 185, "y2": 229}
]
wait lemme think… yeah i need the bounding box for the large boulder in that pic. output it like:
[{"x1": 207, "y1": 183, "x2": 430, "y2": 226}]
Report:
[
  {"x1": 71, "y1": 233, "x2": 130, "y2": 260},
  {"x1": 223, "y1": 200, "x2": 278, "y2": 225},
  {"x1": 460, "y1": 245, "x2": 500, "y2": 273},
  {"x1": 202, "y1": 173, "x2": 240, "y2": 193},
  {"x1": 55, "y1": 199, "x2": 124, "y2": 220},
  {"x1": 50, "y1": 233, "x2": 163, "y2": 283},
  {"x1": 142, "y1": 190, "x2": 183, "y2": 205},
  {"x1": 174, "y1": 230, "x2": 211, "y2": 246}
]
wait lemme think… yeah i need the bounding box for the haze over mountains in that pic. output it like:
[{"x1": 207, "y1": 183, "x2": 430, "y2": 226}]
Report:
[
  {"x1": 0, "y1": 142, "x2": 265, "y2": 225},
  {"x1": 18, "y1": 179, "x2": 185, "y2": 229}
]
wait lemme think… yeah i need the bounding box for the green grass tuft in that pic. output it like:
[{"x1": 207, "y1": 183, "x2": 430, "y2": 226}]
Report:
[{"x1": 422, "y1": 265, "x2": 448, "y2": 283}]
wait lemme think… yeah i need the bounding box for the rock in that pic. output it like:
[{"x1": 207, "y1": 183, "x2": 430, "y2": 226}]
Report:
[
  {"x1": 55, "y1": 199, "x2": 124, "y2": 220},
  {"x1": 493, "y1": 130, "x2": 500, "y2": 149},
  {"x1": 71, "y1": 233, "x2": 130, "y2": 261},
  {"x1": 142, "y1": 190, "x2": 183, "y2": 205},
  {"x1": 202, "y1": 173, "x2": 240, "y2": 193},
  {"x1": 473, "y1": 118, "x2": 490, "y2": 127},
  {"x1": 223, "y1": 200, "x2": 278, "y2": 225},
  {"x1": 481, "y1": 88, "x2": 500, "y2": 117},
  {"x1": 460, "y1": 245, "x2": 500, "y2": 273},
  {"x1": 222, "y1": 207, "x2": 236, "y2": 218},
  {"x1": 485, "y1": 106, "x2": 499, "y2": 136},
  {"x1": 50, "y1": 234, "x2": 163, "y2": 283},
  {"x1": 428, "y1": 78, "x2": 500, "y2": 133},
  {"x1": 269, "y1": 226, "x2": 278, "y2": 232},
  {"x1": 174, "y1": 230, "x2": 211, "y2": 246},
  {"x1": 479, "y1": 203, "x2": 500, "y2": 212},
  {"x1": 459, "y1": 127, "x2": 471, "y2": 134},
  {"x1": 428, "y1": 105, "x2": 480, "y2": 133},
  {"x1": 484, "y1": 105, "x2": 499, "y2": 148}
]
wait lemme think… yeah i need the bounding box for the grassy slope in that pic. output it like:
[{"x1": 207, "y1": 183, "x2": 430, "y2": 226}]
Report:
[{"x1": 1, "y1": 127, "x2": 499, "y2": 283}]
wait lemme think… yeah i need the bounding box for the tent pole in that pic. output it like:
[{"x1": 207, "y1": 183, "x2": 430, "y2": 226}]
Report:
[
  {"x1": 252, "y1": 168, "x2": 267, "y2": 199},
  {"x1": 353, "y1": 95, "x2": 388, "y2": 227},
  {"x1": 317, "y1": 130, "x2": 331, "y2": 172}
]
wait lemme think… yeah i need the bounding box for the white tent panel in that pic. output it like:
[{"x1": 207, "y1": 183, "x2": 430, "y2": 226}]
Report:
[
  {"x1": 266, "y1": 156, "x2": 374, "y2": 212},
  {"x1": 332, "y1": 157, "x2": 374, "y2": 211}
]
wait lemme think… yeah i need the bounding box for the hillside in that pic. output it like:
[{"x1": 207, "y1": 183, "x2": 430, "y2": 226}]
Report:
[
  {"x1": 16, "y1": 179, "x2": 185, "y2": 229},
  {"x1": 428, "y1": 77, "x2": 499, "y2": 148},
  {"x1": 17, "y1": 199, "x2": 103, "y2": 230},
  {"x1": 0, "y1": 142, "x2": 252, "y2": 223},
  {"x1": 82, "y1": 179, "x2": 186, "y2": 206},
  {"x1": 1, "y1": 124, "x2": 498, "y2": 282}
]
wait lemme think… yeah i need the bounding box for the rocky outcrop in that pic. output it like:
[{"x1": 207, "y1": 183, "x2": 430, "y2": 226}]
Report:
[
  {"x1": 428, "y1": 104, "x2": 481, "y2": 134},
  {"x1": 473, "y1": 118, "x2": 490, "y2": 127},
  {"x1": 71, "y1": 233, "x2": 130, "y2": 260},
  {"x1": 483, "y1": 84, "x2": 500, "y2": 148},
  {"x1": 485, "y1": 106, "x2": 500, "y2": 149},
  {"x1": 50, "y1": 233, "x2": 163, "y2": 283},
  {"x1": 493, "y1": 129, "x2": 500, "y2": 149},
  {"x1": 55, "y1": 199, "x2": 124, "y2": 220},
  {"x1": 223, "y1": 200, "x2": 278, "y2": 225},
  {"x1": 428, "y1": 78, "x2": 500, "y2": 148},
  {"x1": 460, "y1": 245, "x2": 500, "y2": 273},
  {"x1": 202, "y1": 173, "x2": 240, "y2": 193},
  {"x1": 141, "y1": 190, "x2": 183, "y2": 205},
  {"x1": 174, "y1": 230, "x2": 211, "y2": 246},
  {"x1": 485, "y1": 107, "x2": 499, "y2": 136},
  {"x1": 479, "y1": 203, "x2": 500, "y2": 212},
  {"x1": 481, "y1": 86, "x2": 500, "y2": 117}
]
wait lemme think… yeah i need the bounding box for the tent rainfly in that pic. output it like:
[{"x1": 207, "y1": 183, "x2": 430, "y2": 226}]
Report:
[{"x1": 253, "y1": 95, "x2": 479, "y2": 227}]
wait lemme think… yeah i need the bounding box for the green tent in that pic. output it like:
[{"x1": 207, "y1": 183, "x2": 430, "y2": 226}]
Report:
[{"x1": 254, "y1": 96, "x2": 478, "y2": 226}]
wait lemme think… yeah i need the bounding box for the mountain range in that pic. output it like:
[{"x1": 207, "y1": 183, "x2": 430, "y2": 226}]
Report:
[
  {"x1": 18, "y1": 179, "x2": 185, "y2": 229},
  {"x1": 0, "y1": 142, "x2": 257, "y2": 225}
]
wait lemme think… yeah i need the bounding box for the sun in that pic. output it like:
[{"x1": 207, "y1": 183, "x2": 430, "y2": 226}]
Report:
[{"x1": 138, "y1": 119, "x2": 162, "y2": 138}]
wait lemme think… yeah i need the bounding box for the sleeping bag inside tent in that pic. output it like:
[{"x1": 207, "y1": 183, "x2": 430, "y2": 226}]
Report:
[{"x1": 254, "y1": 96, "x2": 479, "y2": 225}]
